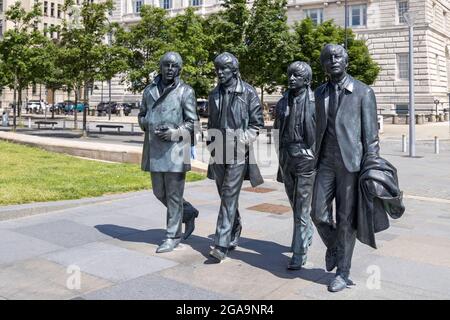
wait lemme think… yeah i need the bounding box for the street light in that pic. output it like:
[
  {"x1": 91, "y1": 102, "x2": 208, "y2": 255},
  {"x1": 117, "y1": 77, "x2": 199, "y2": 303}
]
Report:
[
  {"x1": 434, "y1": 99, "x2": 440, "y2": 116},
  {"x1": 403, "y1": 11, "x2": 416, "y2": 157},
  {"x1": 105, "y1": 17, "x2": 113, "y2": 121},
  {"x1": 344, "y1": 0, "x2": 348, "y2": 49}
]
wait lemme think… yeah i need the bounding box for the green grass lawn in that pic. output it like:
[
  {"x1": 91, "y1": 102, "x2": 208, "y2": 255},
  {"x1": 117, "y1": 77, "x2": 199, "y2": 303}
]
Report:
[{"x1": 0, "y1": 141, "x2": 205, "y2": 205}]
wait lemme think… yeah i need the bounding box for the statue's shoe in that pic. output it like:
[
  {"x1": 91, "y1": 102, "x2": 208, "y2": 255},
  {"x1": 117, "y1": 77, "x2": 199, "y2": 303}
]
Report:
[
  {"x1": 156, "y1": 238, "x2": 180, "y2": 253},
  {"x1": 328, "y1": 275, "x2": 353, "y2": 293},
  {"x1": 209, "y1": 247, "x2": 227, "y2": 262}
]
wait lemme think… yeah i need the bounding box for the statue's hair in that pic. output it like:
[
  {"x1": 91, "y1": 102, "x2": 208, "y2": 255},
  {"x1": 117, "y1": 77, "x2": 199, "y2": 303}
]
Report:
[
  {"x1": 287, "y1": 61, "x2": 312, "y2": 83},
  {"x1": 319, "y1": 44, "x2": 349, "y2": 65},
  {"x1": 159, "y1": 51, "x2": 183, "y2": 69},
  {"x1": 214, "y1": 52, "x2": 239, "y2": 72}
]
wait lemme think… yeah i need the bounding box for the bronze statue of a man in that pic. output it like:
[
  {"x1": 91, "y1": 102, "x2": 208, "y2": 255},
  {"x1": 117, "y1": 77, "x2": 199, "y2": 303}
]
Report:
[
  {"x1": 206, "y1": 52, "x2": 264, "y2": 262},
  {"x1": 311, "y1": 44, "x2": 380, "y2": 292},
  {"x1": 274, "y1": 61, "x2": 316, "y2": 270},
  {"x1": 138, "y1": 52, "x2": 199, "y2": 253}
]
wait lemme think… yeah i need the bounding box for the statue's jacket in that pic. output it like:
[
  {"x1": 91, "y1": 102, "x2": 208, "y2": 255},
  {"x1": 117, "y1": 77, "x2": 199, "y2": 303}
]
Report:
[
  {"x1": 138, "y1": 75, "x2": 197, "y2": 173},
  {"x1": 357, "y1": 155, "x2": 405, "y2": 249},
  {"x1": 273, "y1": 88, "x2": 316, "y2": 183},
  {"x1": 314, "y1": 75, "x2": 380, "y2": 173},
  {"x1": 206, "y1": 78, "x2": 264, "y2": 187}
]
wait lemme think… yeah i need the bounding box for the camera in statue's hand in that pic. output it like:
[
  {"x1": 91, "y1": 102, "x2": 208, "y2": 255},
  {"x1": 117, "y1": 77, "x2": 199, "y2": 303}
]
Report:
[{"x1": 155, "y1": 124, "x2": 180, "y2": 142}]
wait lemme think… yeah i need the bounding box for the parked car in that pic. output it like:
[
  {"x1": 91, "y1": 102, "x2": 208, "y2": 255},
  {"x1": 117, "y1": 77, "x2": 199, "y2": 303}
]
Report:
[
  {"x1": 97, "y1": 102, "x2": 131, "y2": 116},
  {"x1": 197, "y1": 99, "x2": 208, "y2": 117},
  {"x1": 27, "y1": 100, "x2": 42, "y2": 113},
  {"x1": 64, "y1": 101, "x2": 86, "y2": 113},
  {"x1": 119, "y1": 103, "x2": 132, "y2": 116},
  {"x1": 97, "y1": 102, "x2": 117, "y2": 116},
  {"x1": 123, "y1": 101, "x2": 140, "y2": 109},
  {"x1": 50, "y1": 102, "x2": 65, "y2": 113}
]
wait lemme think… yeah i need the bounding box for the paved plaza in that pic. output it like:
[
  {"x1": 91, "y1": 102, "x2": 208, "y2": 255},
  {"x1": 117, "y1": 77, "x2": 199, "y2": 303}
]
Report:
[{"x1": 0, "y1": 120, "x2": 449, "y2": 299}]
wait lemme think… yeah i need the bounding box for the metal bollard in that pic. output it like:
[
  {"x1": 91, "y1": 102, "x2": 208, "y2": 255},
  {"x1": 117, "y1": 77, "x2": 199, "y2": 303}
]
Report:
[
  {"x1": 63, "y1": 119, "x2": 66, "y2": 129},
  {"x1": 28, "y1": 117, "x2": 31, "y2": 129},
  {"x1": 402, "y1": 134, "x2": 407, "y2": 153},
  {"x1": 131, "y1": 123, "x2": 134, "y2": 133},
  {"x1": 434, "y1": 136, "x2": 439, "y2": 154}
]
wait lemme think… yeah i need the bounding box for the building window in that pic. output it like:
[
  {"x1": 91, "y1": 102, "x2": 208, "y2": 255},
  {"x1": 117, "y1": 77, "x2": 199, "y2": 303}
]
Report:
[
  {"x1": 433, "y1": 3, "x2": 437, "y2": 23},
  {"x1": 0, "y1": 20, "x2": 3, "y2": 37},
  {"x1": 444, "y1": 11, "x2": 448, "y2": 31},
  {"x1": 348, "y1": 4, "x2": 367, "y2": 27},
  {"x1": 50, "y1": 2, "x2": 55, "y2": 17},
  {"x1": 304, "y1": 8, "x2": 324, "y2": 25},
  {"x1": 133, "y1": 0, "x2": 143, "y2": 13},
  {"x1": 0, "y1": 0, "x2": 3, "y2": 13},
  {"x1": 43, "y1": 23, "x2": 48, "y2": 37},
  {"x1": 32, "y1": 84, "x2": 37, "y2": 95},
  {"x1": 191, "y1": 0, "x2": 203, "y2": 6},
  {"x1": 398, "y1": 1, "x2": 408, "y2": 23},
  {"x1": 161, "y1": 0, "x2": 172, "y2": 10},
  {"x1": 395, "y1": 104, "x2": 409, "y2": 115},
  {"x1": 57, "y1": 4, "x2": 61, "y2": 18},
  {"x1": 44, "y1": 1, "x2": 48, "y2": 16},
  {"x1": 397, "y1": 53, "x2": 409, "y2": 80}
]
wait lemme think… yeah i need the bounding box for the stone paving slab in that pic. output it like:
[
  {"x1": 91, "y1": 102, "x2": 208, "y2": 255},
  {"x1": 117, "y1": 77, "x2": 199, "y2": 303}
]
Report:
[
  {"x1": 0, "y1": 258, "x2": 112, "y2": 300},
  {"x1": 81, "y1": 274, "x2": 233, "y2": 300},
  {"x1": 0, "y1": 230, "x2": 62, "y2": 266},
  {"x1": 44, "y1": 242, "x2": 178, "y2": 283},
  {"x1": 14, "y1": 219, "x2": 112, "y2": 248}
]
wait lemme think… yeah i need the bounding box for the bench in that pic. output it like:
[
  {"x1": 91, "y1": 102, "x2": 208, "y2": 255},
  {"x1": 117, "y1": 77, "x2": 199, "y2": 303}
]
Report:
[
  {"x1": 35, "y1": 121, "x2": 58, "y2": 130},
  {"x1": 96, "y1": 124, "x2": 124, "y2": 133}
]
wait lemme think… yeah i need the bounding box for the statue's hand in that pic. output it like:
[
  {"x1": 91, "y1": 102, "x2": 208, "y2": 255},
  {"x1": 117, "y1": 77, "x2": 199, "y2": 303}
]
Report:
[{"x1": 156, "y1": 128, "x2": 179, "y2": 142}]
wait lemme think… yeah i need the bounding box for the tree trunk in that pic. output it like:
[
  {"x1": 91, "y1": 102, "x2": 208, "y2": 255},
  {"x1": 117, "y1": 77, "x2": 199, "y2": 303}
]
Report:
[
  {"x1": 260, "y1": 86, "x2": 264, "y2": 106},
  {"x1": 12, "y1": 86, "x2": 17, "y2": 132},
  {"x1": 18, "y1": 87, "x2": 22, "y2": 122},
  {"x1": 83, "y1": 82, "x2": 88, "y2": 134},
  {"x1": 51, "y1": 88, "x2": 56, "y2": 119},
  {"x1": 74, "y1": 86, "x2": 78, "y2": 130}
]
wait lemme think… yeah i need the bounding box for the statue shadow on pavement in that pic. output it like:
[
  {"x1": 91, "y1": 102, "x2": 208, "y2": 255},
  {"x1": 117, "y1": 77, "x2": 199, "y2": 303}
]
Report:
[
  {"x1": 224, "y1": 236, "x2": 334, "y2": 285},
  {"x1": 94, "y1": 224, "x2": 215, "y2": 262},
  {"x1": 94, "y1": 224, "x2": 333, "y2": 286}
]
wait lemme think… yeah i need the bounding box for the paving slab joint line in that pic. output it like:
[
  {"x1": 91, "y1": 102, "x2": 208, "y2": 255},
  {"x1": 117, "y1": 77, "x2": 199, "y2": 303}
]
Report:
[
  {"x1": 0, "y1": 192, "x2": 148, "y2": 221},
  {"x1": 404, "y1": 194, "x2": 450, "y2": 204}
]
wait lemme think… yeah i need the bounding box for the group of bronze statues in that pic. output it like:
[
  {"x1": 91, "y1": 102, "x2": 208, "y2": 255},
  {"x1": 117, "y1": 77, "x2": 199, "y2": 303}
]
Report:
[{"x1": 138, "y1": 44, "x2": 404, "y2": 293}]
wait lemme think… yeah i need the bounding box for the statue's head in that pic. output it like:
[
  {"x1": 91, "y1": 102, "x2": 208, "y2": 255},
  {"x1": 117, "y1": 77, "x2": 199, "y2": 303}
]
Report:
[
  {"x1": 214, "y1": 52, "x2": 239, "y2": 86},
  {"x1": 159, "y1": 51, "x2": 183, "y2": 84},
  {"x1": 320, "y1": 44, "x2": 349, "y2": 78},
  {"x1": 287, "y1": 61, "x2": 312, "y2": 91}
]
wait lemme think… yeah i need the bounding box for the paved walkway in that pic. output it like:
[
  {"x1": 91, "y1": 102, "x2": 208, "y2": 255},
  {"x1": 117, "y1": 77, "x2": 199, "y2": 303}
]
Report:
[
  {"x1": 1, "y1": 121, "x2": 449, "y2": 299},
  {"x1": 0, "y1": 138, "x2": 450, "y2": 299}
]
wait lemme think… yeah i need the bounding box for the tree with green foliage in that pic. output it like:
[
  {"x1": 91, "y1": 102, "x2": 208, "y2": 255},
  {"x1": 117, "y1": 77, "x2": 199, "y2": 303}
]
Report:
[
  {"x1": 166, "y1": 7, "x2": 215, "y2": 98},
  {"x1": 291, "y1": 18, "x2": 380, "y2": 89},
  {"x1": 116, "y1": 5, "x2": 169, "y2": 93},
  {"x1": 0, "y1": 1, "x2": 47, "y2": 131},
  {"x1": 240, "y1": 0, "x2": 292, "y2": 104},
  {"x1": 57, "y1": 0, "x2": 126, "y2": 132},
  {"x1": 203, "y1": 0, "x2": 249, "y2": 58}
]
